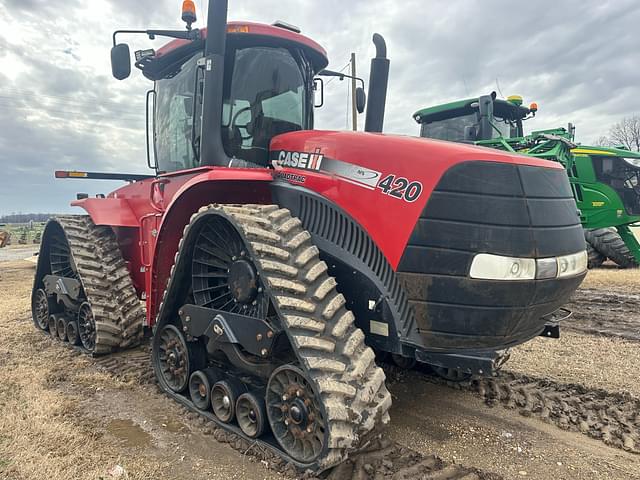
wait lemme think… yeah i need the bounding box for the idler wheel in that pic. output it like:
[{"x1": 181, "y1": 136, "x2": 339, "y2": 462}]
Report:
[
  {"x1": 266, "y1": 365, "x2": 327, "y2": 463},
  {"x1": 156, "y1": 324, "x2": 191, "y2": 393},
  {"x1": 32, "y1": 289, "x2": 52, "y2": 330},
  {"x1": 77, "y1": 302, "x2": 97, "y2": 351}
]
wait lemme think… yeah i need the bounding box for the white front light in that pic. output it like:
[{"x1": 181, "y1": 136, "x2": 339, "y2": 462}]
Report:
[
  {"x1": 470, "y1": 251, "x2": 587, "y2": 281},
  {"x1": 470, "y1": 254, "x2": 536, "y2": 281},
  {"x1": 557, "y1": 250, "x2": 588, "y2": 278}
]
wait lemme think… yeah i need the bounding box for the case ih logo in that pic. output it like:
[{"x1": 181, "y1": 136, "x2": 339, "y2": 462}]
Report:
[{"x1": 274, "y1": 148, "x2": 324, "y2": 171}]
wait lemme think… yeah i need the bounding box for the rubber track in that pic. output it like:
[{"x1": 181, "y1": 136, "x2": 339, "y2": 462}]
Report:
[
  {"x1": 49, "y1": 216, "x2": 145, "y2": 354},
  {"x1": 386, "y1": 364, "x2": 640, "y2": 455},
  {"x1": 585, "y1": 228, "x2": 637, "y2": 268},
  {"x1": 156, "y1": 204, "x2": 392, "y2": 471}
]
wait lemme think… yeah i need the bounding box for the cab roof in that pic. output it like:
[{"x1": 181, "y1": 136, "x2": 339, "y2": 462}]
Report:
[
  {"x1": 149, "y1": 21, "x2": 328, "y2": 76},
  {"x1": 413, "y1": 97, "x2": 530, "y2": 124}
]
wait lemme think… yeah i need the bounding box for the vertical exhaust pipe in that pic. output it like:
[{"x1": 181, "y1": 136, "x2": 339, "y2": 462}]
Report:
[
  {"x1": 200, "y1": 0, "x2": 231, "y2": 167},
  {"x1": 364, "y1": 34, "x2": 390, "y2": 133}
]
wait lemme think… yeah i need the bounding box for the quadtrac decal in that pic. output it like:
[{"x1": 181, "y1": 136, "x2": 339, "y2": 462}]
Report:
[
  {"x1": 376, "y1": 174, "x2": 423, "y2": 202},
  {"x1": 274, "y1": 171, "x2": 306, "y2": 184}
]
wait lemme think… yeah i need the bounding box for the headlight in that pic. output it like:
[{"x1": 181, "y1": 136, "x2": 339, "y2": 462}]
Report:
[
  {"x1": 557, "y1": 250, "x2": 588, "y2": 278},
  {"x1": 470, "y1": 254, "x2": 536, "y2": 281},
  {"x1": 470, "y1": 251, "x2": 587, "y2": 281},
  {"x1": 623, "y1": 157, "x2": 640, "y2": 169}
]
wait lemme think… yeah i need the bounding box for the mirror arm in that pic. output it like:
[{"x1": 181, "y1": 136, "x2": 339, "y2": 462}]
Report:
[
  {"x1": 112, "y1": 28, "x2": 201, "y2": 47},
  {"x1": 318, "y1": 70, "x2": 365, "y2": 90}
]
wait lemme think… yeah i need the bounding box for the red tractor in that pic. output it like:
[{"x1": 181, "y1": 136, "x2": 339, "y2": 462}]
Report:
[{"x1": 31, "y1": 0, "x2": 587, "y2": 471}]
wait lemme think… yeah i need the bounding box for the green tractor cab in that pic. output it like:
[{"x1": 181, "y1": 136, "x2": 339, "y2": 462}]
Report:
[{"x1": 414, "y1": 94, "x2": 640, "y2": 268}]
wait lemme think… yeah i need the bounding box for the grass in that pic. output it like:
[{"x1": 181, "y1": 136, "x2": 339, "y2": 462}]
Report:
[{"x1": 582, "y1": 265, "x2": 640, "y2": 291}]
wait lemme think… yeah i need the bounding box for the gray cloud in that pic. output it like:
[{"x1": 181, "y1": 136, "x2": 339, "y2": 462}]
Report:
[{"x1": 0, "y1": 0, "x2": 639, "y2": 215}]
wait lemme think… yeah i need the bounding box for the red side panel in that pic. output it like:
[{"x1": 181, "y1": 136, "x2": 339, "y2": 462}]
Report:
[
  {"x1": 270, "y1": 130, "x2": 562, "y2": 269},
  {"x1": 71, "y1": 198, "x2": 138, "y2": 227}
]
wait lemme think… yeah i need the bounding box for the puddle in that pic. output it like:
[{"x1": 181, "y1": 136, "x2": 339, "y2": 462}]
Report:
[
  {"x1": 163, "y1": 418, "x2": 187, "y2": 433},
  {"x1": 107, "y1": 419, "x2": 152, "y2": 448}
]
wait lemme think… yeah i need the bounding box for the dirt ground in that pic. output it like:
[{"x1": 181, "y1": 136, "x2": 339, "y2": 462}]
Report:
[{"x1": 1, "y1": 261, "x2": 639, "y2": 479}]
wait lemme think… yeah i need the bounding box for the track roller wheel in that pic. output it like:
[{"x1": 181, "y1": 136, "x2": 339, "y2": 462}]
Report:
[
  {"x1": 48, "y1": 315, "x2": 58, "y2": 338},
  {"x1": 66, "y1": 321, "x2": 80, "y2": 346},
  {"x1": 77, "y1": 302, "x2": 97, "y2": 351},
  {"x1": 266, "y1": 365, "x2": 327, "y2": 464},
  {"x1": 189, "y1": 370, "x2": 217, "y2": 411},
  {"x1": 57, "y1": 317, "x2": 68, "y2": 341},
  {"x1": 392, "y1": 354, "x2": 417, "y2": 370},
  {"x1": 156, "y1": 324, "x2": 191, "y2": 393},
  {"x1": 236, "y1": 392, "x2": 266, "y2": 439},
  {"x1": 32, "y1": 289, "x2": 52, "y2": 331},
  {"x1": 211, "y1": 379, "x2": 245, "y2": 423}
]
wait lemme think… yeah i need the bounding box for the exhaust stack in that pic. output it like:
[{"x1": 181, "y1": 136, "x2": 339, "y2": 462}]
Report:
[
  {"x1": 200, "y1": 0, "x2": 231, "y2": 167},
  {"x1": 364, "y1": 34, "x2": 390, "y2": 133}
]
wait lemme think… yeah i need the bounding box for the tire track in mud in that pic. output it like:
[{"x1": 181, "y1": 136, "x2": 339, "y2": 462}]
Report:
[
  {"x1": 385, "y1": 364, "x2": 640, "y2": 456},
  {"x1": 85, "y1": 343, "x2": 501, "y2": 479},
  {"x1": 567, "y1": 289, "x2": 640, "y2": 341}
]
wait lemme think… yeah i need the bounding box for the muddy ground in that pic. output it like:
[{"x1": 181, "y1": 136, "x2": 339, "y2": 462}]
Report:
[{"x1": 0, "y1": 260, "x2": 639, "y2": 480}]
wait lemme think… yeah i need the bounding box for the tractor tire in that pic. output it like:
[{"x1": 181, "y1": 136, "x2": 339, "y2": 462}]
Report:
[
  {"x1": 585, "y1": 228, "x2": 638, "y2": 269},
  {"x1": 153, "y1": 204, "x2": 391, "y2": 471},
  {"x1": 32, "y1": 216, "x2": 145, "y2": 354},
  {"x1": 585, "y1": 236, "x2": 605, "y2": 269}
]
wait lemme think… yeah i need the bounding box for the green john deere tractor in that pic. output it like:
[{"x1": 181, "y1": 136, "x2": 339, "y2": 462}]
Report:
[{"x1": 414, "y1": 93, "x2": 640, "y2": 268}]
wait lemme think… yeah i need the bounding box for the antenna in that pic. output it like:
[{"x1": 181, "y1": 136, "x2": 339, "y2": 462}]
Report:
[{"x1": 495, "y1": 78, "x2": 504, "y2": 98}]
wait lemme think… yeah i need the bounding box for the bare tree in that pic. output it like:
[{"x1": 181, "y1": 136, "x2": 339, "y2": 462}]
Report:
[
  {"x1": 609, "y1": 116, "x2": 640, "y2": 151},
  {"x1": 594, "y1": 135, "x2": 612, "y2": 147}
]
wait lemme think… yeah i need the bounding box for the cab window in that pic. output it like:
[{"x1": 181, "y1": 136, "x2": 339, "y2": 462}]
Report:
[{"x1": 154, "y1": 53, "x2": 202, "y2": 173}]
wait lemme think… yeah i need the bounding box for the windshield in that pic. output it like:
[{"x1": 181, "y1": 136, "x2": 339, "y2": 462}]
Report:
[
  {"x1": 492, "y1": 116, "x2": 516, "y2": 138},
  {"x1": 154, "y1": 53, "x2": 201, "y2": 173},
  {"x1": 222, "y1": 46, "x2": 309, "y2": 165},
  {"x1": 420, "y1": 112, "x2": 477, "y2": 142}
]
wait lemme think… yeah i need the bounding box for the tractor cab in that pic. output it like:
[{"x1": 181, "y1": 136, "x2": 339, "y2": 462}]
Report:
[
  {"x1": 413, "y1": 94, "x2": 534, "y2": 143},
  {"x1": 129, "y1": 22, "x2": 328, "y2": 172}
]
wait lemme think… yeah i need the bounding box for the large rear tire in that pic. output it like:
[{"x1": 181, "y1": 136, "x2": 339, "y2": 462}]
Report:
[
  {"x1": 585, "y1": 228, "x2": 638, "y2": 269},
  {"x1": 585, "y1": 236, "x2": 605, "y2": 269}
]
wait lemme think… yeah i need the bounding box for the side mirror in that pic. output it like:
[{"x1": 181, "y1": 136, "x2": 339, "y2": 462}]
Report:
[
  {"x1": 314, "y1": 78, "x2": 324, "y2": 108},
  {"x1": 111, "y1": 43, "x2": 132, "y2": 80},
  {"x1": 464, "y1": 125, "x2": 477, "y2": 142},
  {"x1": 355, "y1": 87, "x2": 366, "y2": 114}
]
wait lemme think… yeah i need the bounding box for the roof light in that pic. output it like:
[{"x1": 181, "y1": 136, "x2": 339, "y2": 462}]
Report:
[
  {"x1": 507, "y1": 95, "x2": 523, "y2": 106},
  {"x1": 227, "y1": 25, "x2": 250, "y2": 33},
  {"x1": 529, "y1": 102, "x2": 538, "y2": 113},
  {"x1": 272, "y1": 20, "x2": 301, "y2": 33},
  {"x1": 181, "y1": 0, "x2": 197, "y2": 30}
]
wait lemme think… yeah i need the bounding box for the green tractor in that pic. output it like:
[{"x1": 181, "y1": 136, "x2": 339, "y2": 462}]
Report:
[{"x1": 413, "y1": 93, "x2": 640, "y2": 268}]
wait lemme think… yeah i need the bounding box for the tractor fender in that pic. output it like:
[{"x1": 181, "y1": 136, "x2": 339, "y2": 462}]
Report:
[
  {"x1": 150, "y1": 168, "x2": 274, "y2": 321},
  {"x1": 71, "y1": 197, "x2": 139, "y2": 227}
]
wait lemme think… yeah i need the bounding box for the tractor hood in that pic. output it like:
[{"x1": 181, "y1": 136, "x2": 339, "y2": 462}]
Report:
[{"x1": 270, "y1": 130, "x2": 572, "y2": 268}]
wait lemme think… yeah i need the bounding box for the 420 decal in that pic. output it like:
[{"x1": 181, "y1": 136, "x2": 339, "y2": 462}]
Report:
[{"x1": 376, "y1": 174, "x2": 423, "y2": 202}]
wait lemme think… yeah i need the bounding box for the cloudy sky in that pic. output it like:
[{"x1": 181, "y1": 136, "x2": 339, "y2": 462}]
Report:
[{"x1": 0, "y1": 0, "x2": 638, "y2": 215}]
